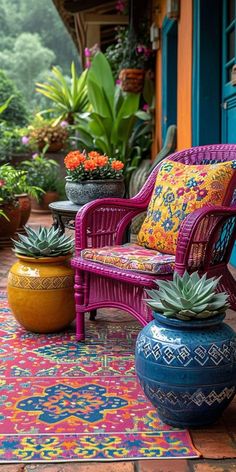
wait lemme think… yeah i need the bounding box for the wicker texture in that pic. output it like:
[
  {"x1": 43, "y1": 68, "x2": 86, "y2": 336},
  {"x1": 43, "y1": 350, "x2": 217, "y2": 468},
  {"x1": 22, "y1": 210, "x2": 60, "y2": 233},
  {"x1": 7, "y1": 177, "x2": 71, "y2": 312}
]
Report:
[{"x1": 72, "y1": 145, "x2": 236, "y2": 340}]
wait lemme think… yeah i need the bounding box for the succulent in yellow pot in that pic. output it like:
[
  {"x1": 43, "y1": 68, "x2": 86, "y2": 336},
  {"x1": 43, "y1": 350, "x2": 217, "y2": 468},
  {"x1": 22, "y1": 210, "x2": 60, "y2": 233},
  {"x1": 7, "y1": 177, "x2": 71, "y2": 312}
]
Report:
[{"x1": 7, "y1": 226, "x2": 75, "y2": 333}]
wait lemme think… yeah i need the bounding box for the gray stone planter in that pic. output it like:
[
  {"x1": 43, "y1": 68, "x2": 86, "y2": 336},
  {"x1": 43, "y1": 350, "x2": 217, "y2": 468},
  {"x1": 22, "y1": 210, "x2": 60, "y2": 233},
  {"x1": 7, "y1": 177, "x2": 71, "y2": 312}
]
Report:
[{"x1": 65, "y1": 178, "x2": 125, "y2": 205}]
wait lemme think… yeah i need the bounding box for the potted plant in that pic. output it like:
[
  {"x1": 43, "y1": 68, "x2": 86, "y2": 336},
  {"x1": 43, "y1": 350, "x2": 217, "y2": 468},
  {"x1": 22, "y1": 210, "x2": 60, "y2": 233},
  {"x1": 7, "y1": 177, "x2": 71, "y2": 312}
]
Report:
[
  {"x1": 73, "y1": 52, "x2": 151, "y2": 183},
  {"x1": 28, "y1": 122, "x2": 68, "y2": 153},
  {"x1": 0, "y1": 164, "x2": 43, "y2": 228},
  {"x1": 35, "y1": 63, "x2": 89, "y2": 125},
  {"x1": 0, "y1": 166, "x2": 20, "y2": 240},
  {"x1": 64, "y1": 149, "x2": 125, "y2": 204},
  {"x1": 20, "y1": 151, "x2": 63, "y2": 212},
  {"x1": 135, "y1": 271, "x2": 236, "y2": 428},
  {"x1": 8, "y1": 226, "x2": 75, "y2": 333},
  {"x1": 118, "y1": 27, "x2": 153, "y2": 93}
]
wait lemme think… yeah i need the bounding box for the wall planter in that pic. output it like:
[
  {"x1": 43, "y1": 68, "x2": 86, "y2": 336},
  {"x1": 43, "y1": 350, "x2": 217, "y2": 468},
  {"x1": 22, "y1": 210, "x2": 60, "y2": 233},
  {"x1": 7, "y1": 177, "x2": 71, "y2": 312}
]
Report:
[
  {"x1": 7, "y1": 255, "x2": 75, "y2": 333},
  {"x1": 119, "y1": 69, "x2": 145, "y2": 93},
  {"x1": 65, "y1": 178, "x2": 125, "y2": 205},
  {"x1": 135, "y1": 312, "x2": 236, "y2": 428}
]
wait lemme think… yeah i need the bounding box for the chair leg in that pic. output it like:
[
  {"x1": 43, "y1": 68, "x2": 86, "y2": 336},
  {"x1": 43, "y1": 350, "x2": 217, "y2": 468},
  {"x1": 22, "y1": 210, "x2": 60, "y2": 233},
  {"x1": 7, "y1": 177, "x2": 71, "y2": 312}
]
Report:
[
  {"x1": 76, "y1": 311, "x2": 85, "y2": 341},
  {"x1": 89, "y1": 310, "x2": 97, "y2": 321},
  {"x1": 74, "y1": 271, "x2": 85, "y2": 342}
]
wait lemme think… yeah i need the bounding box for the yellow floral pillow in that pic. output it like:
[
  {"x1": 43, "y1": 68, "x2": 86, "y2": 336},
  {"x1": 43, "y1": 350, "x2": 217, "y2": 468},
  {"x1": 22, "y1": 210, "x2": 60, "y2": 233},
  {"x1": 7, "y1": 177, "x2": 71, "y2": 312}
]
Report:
[{"x1": 137, "y1": 159, "x2": 235, "y2": 254}]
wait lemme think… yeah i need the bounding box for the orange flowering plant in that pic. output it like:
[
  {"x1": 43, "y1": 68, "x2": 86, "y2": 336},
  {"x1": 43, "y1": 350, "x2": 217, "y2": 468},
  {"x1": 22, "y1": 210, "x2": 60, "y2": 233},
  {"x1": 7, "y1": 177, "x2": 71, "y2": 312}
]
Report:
[{"x1": 64, "y1": 150, "x2": 124, "y2": 181}]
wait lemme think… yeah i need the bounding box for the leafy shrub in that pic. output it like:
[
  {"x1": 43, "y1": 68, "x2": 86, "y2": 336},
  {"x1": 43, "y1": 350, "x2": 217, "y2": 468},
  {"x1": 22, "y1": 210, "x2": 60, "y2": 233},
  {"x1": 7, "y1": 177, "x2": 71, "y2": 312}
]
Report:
[
  {"x1": 0, "y1": 70, "x2": 28, "y2": 126},
  {"x1": 0, "y1": 125, "x2": 29, "y2": 162}
]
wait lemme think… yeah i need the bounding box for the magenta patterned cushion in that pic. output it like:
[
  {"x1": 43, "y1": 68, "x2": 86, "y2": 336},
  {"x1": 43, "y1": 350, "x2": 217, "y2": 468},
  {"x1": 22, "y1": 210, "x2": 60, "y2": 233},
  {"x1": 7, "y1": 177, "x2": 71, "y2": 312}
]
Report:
[{"x1": 81, "y1": 243, "x2": 175, "y2": 274}]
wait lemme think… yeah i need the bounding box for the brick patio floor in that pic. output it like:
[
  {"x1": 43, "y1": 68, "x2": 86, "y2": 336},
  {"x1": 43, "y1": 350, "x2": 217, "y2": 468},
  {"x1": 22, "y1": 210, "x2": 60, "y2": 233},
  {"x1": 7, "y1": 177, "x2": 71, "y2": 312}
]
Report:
[{"x1": 1, "y1": 212, "x2": 236, "y2": 471}]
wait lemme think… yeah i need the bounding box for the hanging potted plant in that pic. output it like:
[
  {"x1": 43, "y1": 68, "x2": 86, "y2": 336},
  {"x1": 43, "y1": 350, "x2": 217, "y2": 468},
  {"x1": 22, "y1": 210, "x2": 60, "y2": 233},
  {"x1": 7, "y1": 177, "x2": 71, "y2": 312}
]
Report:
[
  {"x1": 135, "y1": 271, "x2": 236, "y2": 428},
  {"x1": 8, "y1": 226, "x2": 75, "y2": 333},
  {"x1": 118, "y1": 27, "x2": 153, "y2": 93},
  {"x1": 64, "y1": 149, "x2": 125, "y2": 205}
]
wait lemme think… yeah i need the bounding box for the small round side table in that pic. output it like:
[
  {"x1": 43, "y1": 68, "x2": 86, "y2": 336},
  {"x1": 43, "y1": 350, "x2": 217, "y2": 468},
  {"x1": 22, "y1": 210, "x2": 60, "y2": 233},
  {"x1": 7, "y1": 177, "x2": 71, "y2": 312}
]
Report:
[{"x1": 49, "y1": 201, "x2": 83, "y2": 234}]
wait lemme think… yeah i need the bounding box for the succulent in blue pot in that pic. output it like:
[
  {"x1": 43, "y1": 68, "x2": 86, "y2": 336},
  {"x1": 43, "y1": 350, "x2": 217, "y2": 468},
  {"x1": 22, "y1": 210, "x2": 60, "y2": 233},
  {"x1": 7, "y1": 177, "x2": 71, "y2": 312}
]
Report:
[{"x1": 135, "y1": 271, "x2": 236, "y2": 428}]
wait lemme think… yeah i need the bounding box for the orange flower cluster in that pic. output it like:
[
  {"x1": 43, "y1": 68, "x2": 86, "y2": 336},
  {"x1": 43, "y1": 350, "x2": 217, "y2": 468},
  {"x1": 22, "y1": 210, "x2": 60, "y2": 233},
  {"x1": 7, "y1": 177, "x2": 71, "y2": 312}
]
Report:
[
  {"x1": 64, "y1": 151, "x2": 86, "y2": 170},
  {"x1": 112, "y1": 160, "x2": 124, "y2": 171},
  {"x1": 64, "y1": 149, "x2": 124, "y2": 181}
]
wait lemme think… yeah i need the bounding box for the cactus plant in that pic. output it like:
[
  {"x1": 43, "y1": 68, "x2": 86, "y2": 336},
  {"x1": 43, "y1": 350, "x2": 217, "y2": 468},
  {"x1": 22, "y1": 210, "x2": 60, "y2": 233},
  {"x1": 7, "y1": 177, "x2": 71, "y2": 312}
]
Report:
[
  {"x1": 145, "y1": 271, "x2": 229, "y2": 321},
  {"x1": 12, "y1": 226, "x2": 74, "y2": 258}
]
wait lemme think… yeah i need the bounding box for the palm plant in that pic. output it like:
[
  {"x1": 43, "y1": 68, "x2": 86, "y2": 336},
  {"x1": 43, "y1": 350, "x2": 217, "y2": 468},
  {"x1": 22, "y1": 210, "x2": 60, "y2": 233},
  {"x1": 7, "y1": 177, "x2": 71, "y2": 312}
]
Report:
[{"x1": 36, "y1": 63, "x2": 89, "y2": 124}]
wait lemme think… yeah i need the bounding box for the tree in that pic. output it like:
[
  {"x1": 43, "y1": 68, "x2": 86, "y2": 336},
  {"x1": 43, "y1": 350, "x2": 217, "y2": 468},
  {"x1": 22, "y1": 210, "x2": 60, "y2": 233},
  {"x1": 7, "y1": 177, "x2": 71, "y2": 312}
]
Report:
[
  {"x1": 0, "y1": 70, "x2": 28, "y2": 125},
  {"x1": 0, "y1": 33, "x2": 56, "y2": 102}
]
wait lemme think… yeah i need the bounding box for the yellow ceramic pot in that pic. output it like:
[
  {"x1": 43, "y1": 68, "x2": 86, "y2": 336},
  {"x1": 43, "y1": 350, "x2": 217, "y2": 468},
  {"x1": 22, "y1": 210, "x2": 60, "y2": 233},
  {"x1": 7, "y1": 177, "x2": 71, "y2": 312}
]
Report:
[{"x1": 7, "y1": 255, "x2": 75, "y2": 333}]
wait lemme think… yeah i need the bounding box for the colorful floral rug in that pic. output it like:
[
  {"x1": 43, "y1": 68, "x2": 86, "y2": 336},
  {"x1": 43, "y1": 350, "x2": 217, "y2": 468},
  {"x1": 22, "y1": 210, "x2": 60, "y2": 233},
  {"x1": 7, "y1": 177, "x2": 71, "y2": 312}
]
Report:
[{"x1": 0, "y1": 292, "x2": 199, "y2": 462}]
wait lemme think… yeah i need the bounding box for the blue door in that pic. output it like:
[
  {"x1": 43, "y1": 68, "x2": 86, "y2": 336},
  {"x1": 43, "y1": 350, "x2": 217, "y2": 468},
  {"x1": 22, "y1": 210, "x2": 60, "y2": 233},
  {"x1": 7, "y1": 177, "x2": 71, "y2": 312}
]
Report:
[
  {"x1": 222, "y1": 1, "x2": 236, "y2": 266},
  {"x1": 222, "y1": 0, "x2": 236, "y2": 143},
  {"x1": 161, "y1": 17, "x2": 177, "y2": 144}
]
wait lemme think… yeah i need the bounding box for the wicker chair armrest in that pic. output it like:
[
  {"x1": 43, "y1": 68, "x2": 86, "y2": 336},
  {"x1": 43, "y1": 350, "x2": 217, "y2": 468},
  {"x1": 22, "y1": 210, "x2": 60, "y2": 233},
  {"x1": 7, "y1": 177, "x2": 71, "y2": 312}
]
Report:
[
  {"x1": 75, "y1": 197, "x2": 147, "y2": 253},
  {"x1": 175, "y1": 205, "x2": 236, "y2": 274}
]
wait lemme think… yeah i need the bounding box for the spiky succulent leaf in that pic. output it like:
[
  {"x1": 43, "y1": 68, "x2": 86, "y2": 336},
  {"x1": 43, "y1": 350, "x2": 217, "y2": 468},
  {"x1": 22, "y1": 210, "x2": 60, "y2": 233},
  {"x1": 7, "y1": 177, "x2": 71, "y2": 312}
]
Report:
[
  {"x1": 12, "y1": 226, "x2": 74, "y2": 258},
  {"x1": 145, "y1": 271, "x2": 229, "y2": 321}
]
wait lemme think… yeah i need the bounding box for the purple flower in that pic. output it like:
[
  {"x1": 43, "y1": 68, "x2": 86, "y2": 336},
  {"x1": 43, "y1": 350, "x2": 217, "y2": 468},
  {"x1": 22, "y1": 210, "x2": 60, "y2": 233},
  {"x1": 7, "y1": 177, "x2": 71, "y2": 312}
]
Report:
[
  {"x1": 60, "y1": 120, "x2": 68, "y2": 128},
  {"x1": 32, "y1": 153, "x2": 39, "y2": 159},
  {"x1": 142, "y1": 104, "x2": 149, "y2": 111},
  {"x1": 137, "y1": 45, "x2": 145, "y2": 54},
  {"x1": 84, "y1": 48, "x2": 91, "y2": 58},
  {"x1": 22, "y1": 136, "x2": 29, "y2": 145},
  {"x1": 116, "y1": 0, "x2": 125, "y2": 12}
]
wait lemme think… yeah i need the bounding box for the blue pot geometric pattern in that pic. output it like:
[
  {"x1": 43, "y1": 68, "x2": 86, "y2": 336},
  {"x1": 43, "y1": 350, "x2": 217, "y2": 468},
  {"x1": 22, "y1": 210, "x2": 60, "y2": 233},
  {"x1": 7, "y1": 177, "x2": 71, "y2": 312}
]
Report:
[{"x1": 135, "y1": 313, "x2": 236, "y2": 428}]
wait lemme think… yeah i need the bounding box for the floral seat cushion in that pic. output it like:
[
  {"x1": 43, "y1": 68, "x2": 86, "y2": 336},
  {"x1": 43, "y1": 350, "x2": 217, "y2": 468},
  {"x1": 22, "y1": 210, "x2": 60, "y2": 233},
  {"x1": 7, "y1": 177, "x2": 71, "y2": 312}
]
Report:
[
  {"x1": 81, "y1": 243, "x2": 175, "y2": 275},
  {"x1": 137, "y1": 159, "x2": 236, "y2": 254}
]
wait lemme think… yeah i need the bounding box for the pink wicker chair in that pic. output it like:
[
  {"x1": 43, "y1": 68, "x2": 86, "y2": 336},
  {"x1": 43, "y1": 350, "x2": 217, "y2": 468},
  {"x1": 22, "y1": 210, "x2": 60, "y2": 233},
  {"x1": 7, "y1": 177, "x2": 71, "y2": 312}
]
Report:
[{"x1": 71, "y1": 145, "x2": 236, "y2": 341}]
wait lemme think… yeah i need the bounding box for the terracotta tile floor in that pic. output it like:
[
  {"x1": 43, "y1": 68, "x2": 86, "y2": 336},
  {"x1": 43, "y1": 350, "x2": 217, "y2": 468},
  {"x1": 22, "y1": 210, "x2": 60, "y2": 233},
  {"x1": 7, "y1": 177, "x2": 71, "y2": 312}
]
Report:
[{"x1": 1, "y1": 212, "x2": 236, "y2": 471}]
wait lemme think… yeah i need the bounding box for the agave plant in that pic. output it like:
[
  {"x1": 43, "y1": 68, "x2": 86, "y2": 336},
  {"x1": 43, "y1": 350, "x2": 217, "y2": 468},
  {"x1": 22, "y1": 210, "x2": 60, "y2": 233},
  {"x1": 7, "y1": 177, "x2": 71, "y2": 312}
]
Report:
[
  {"x1": 145, "y1": 271, "x2": 229, "y2": 321},
  {"x1": 12, "y1": 226, "x2": 74, "y2": 258},
  {"x1": 36, "y1": 63, "x2": 89, "y2": 124}
]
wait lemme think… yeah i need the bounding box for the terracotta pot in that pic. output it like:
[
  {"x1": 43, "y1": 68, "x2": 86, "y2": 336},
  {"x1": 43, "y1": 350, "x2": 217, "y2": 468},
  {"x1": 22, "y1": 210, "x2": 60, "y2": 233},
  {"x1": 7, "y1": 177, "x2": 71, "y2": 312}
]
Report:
[
  {"x1": 119, "y1": 69, "x2": 145, "y2": 93},
  {"x1": 31, "y1": 192, "x2": 59, "y2": 213},
  {"x1": 37, "y1": 141, "x2": 64, "y2": 152},
  {"x1": 15, "y1": 193, "x2": 31, "y2": 228},
  {"x1": 0, "y1": 202, "x2": 21, "y2": 238},
  {"x1": 7, "y1": 255, "x2": 75, "y2": 333}
]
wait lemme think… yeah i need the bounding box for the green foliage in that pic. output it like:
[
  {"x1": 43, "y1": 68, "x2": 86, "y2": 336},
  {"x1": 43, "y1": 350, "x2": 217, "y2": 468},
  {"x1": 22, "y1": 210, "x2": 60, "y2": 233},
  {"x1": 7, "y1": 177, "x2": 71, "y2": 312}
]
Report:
[
  {"x1": 36, "y1": 64, "x2": 89, "y2": 124},
  {"x1": 0, "y1": 125, "x2": 29, "y2": 162},
  {"x1": 0, "y1": 163, "x2": 42, "y2": 199},
  {"x1": 0, "y1": 0, "x2": 81, "y2": 110},
  {"x1": 0, "y1": 33, "x2": 56, "y2": 104},
  {"x1": 0, "y1": 70, "x2": 28, "y2": 125},
  {"x1": 12, "y1": 225, "x2": 74, "y2": 258},
  {"x1": 145, "y1": 272, "x2": 229, "y2": 321},
  {"x1": 20, "y1": 150, "x2": 62, "y2": 194},
  {"x1": 105, "y1": 26, "x2": 154, "y2": 78},
  {"x1": 0, "y1": 164, "x2": 18, "y2": 203},
  {"x1": 74, "y1": 52, "x2": 150, "y2": 178}
]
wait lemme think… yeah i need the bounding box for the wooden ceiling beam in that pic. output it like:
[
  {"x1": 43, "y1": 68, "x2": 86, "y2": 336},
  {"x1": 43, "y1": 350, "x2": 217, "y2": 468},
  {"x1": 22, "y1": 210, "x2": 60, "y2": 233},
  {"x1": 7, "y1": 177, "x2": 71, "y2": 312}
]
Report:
[
  {"x1": 84, "y1": 13, "x2": 128, "y2": 25},
  {"x1": 63, "y1": 0, "x2": 113, "y2": 13}
]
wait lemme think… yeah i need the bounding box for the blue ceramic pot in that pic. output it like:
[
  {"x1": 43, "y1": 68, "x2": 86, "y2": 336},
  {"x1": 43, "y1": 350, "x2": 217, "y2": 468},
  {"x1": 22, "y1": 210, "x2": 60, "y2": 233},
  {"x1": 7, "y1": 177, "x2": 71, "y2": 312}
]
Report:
[{"x1": 135, "y1": 312, "x2": 236, "y2": 428}]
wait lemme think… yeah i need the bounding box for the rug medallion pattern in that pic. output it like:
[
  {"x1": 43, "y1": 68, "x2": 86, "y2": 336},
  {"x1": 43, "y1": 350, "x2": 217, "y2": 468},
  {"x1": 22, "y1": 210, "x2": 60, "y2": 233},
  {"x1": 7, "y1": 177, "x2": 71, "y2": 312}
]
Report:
[{"x1": 0, "y1": 292, "x2": 198, "y2": 462}]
